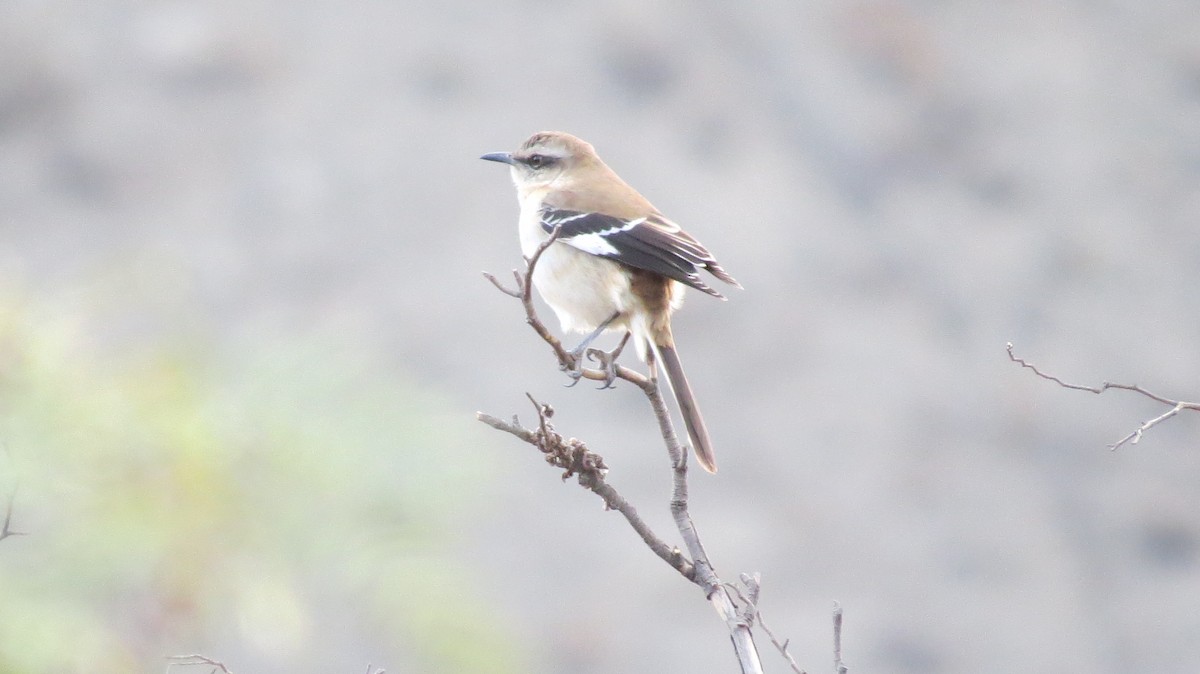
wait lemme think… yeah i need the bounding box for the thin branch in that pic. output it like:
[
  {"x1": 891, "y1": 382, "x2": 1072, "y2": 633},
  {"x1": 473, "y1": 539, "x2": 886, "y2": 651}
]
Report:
[
  {"x1": 833, "y1": 602, "x2": 848, "y2": 674},
  {"x1": 477, "y1": 406, "x2": 695, "y2": 580},
  {"x1": 728, "y1": 574, "x2": 807, "y2": 674},
  {"x1": 1006, "y1": 342, "x2": 1182, "y2": 404},
  {"x1": 482, "y1": 271, "x2": 522, "y2": 298},
  {"x1": 166, "y1": 655, "x2": 233, "y2": 674},
  {"x1": 1107, "y1": 402, "x2": 1188, "y2": 449},
  {"x1": 1006, "y1": 342, "x2": 1200, "y2": 450},
  {"x1": 613, "y1": 318, "x2": 763, "y2": 673},
  {"x1": 758, "y1": 617, "x2": 807, "y2": 674}
]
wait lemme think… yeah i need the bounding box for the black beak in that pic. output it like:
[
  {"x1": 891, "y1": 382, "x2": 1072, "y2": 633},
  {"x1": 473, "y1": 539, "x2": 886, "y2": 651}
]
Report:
[{"x1": 480, "y1": 151, "x2": 517, "y2": 165}]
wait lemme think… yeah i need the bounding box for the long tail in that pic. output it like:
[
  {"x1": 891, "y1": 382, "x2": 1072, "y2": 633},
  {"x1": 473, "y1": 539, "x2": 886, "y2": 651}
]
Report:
[{"x1": 651, "y1": 341, "x2": 718, "y2": 474}]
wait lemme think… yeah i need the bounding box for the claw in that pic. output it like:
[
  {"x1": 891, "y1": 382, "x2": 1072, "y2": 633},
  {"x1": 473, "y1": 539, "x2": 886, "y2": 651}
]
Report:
[
  {"x1": 561, "y1": 352, "x2": 585, "y2": 387},
  {"x1": 586, "y1": 331, "x2": 630, "y2": 390},
  {"x1": 560, "y1": 330, "x2": 631, "y2": 388},
  {"x1": 586, "y1": 348, "x2": 620, "y2": 389}
]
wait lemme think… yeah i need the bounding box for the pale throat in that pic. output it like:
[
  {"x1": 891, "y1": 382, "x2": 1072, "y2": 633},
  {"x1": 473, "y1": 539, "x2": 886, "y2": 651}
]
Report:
[{"x1": 513, "y1": 174, "x2": 573, "y2": 257}]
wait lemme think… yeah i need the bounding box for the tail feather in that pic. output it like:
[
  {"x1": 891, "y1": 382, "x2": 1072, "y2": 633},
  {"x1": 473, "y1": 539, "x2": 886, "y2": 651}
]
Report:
[{"x1": 652, "y1": 342, "x2": 717, "y2": 473}]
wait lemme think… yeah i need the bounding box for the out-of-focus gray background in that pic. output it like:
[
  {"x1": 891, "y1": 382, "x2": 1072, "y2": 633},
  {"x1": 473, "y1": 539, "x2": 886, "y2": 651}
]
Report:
[{"x1": 2, "y1": 1, "x2": 1198, "y2": 673}]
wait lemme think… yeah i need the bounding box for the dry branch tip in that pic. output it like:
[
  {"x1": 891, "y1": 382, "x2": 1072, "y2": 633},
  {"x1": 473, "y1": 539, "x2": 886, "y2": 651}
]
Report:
[{"x1": 1007, "y1": 342, "x2": 1200, "y2": 450}]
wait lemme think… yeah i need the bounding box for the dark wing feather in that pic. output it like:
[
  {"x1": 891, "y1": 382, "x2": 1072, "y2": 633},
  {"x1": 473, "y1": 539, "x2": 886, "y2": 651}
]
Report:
[{"x1": 541, "y1": 207, "x2": 740, "y2": 297}]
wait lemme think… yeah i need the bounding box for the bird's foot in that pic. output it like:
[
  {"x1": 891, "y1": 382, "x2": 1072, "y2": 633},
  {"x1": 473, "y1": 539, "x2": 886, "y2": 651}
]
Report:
[
  {"x1": 586, "y1": 332, "x2": 630, "y2": 390},
  {"x1": 561, "y1": 348, "x2": 587, "y2": 387},
  {"x1": 585, "y1": 348, "x2": 620, "y2": 389},
  {"x1": 560, "y1": 332, "x2": 630, "y2": 389}
]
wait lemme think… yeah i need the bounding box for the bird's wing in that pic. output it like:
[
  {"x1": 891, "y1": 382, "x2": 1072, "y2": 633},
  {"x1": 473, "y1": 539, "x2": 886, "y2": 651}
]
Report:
[{"x1": 540, "y1": 206, "x2": 740, "y2": 298}]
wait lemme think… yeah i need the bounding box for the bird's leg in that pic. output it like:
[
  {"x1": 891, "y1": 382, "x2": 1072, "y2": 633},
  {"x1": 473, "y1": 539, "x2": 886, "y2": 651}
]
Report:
[
  {"x1": 645, "y1": 343, "x2": 659, "y2": 384},
  {"x1": 563, "y1": 311, "x2": 620, "y2": 386},
  {"x1": 586, "y1": 331, "x2": 631, "y2": 389}
]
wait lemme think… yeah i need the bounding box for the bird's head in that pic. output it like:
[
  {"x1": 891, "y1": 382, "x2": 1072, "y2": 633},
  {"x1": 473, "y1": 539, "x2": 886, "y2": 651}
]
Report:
[{"x1": 481, "y1": 131, "x2": 599, "y2": 192}]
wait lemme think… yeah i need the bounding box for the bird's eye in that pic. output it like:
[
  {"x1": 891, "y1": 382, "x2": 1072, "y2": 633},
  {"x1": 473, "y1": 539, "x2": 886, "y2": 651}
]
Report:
[{"x1": 526, "y1": 154, "x2": 548, "y2": 169}]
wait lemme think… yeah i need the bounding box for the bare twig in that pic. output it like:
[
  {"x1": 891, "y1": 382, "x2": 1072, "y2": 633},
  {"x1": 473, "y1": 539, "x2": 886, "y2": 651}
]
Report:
[
  {"x1": 726, "y1": 574, "x2": 807, "y2": 674},
  {"x1": 477, "y1": 407, "x2": 695, "y2": 580},
  {"x1": 478, "y1": 399, "x2": 763, "y2": 671},
  {"x1": 758, "y1": 616, "x2": 807, "y2": 674},
  {"x1": 726, "y1": 573, "x2": 761, "y2": 625},
  {"x1": 482, "y1": 270, "x2": 522, "y2": 298},
  {"x1": 1007, "y1": 343, "x2": 1200, "y2": 449},
  {"x1": 639, "y1": 369, "x2": 763, "y2": 671},
  {"x1": 167, "y1": 655, "x2": 233, "y2": 674},
  {"x1": 833, "y1": 602, "x2": 847, "y2": 674}
]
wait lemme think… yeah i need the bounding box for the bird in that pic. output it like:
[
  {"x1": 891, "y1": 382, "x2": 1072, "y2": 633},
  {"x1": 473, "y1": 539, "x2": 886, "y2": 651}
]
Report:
[{"x1": 481, "y1": 131, "x2": 740, "y2": 473}]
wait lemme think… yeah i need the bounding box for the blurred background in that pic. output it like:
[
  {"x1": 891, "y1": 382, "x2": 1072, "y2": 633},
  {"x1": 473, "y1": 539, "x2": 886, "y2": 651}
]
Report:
[{"x1": 2, "y1": 1, "x2": 1199, "y2": 672}]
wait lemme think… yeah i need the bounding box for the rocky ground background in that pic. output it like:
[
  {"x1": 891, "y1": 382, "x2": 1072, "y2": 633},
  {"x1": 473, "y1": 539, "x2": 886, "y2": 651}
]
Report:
[{"x1": 2, "y1": 1, "x2": 1199, "y2": 673}]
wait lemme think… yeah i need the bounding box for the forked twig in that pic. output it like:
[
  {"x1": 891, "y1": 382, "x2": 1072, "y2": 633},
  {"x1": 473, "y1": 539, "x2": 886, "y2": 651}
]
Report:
[
  {"x1": 478, "y1": 404, "x2": 695, "y2": 580},
  {"x1": 1006, "y1": 342, "x2": 1200, "y2": 450},
  {"x1": 167, "y1": 655, "x2": 233, "y2": 674},
  {"x1": 727, "y1": 574, "x2": 807, "y2": 674}
]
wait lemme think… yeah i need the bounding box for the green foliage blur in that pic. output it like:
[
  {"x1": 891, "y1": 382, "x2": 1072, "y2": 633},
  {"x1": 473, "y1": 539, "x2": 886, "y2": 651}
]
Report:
[{"x1": 0, "y1": 270, "x2": 521, "y2": 674}]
